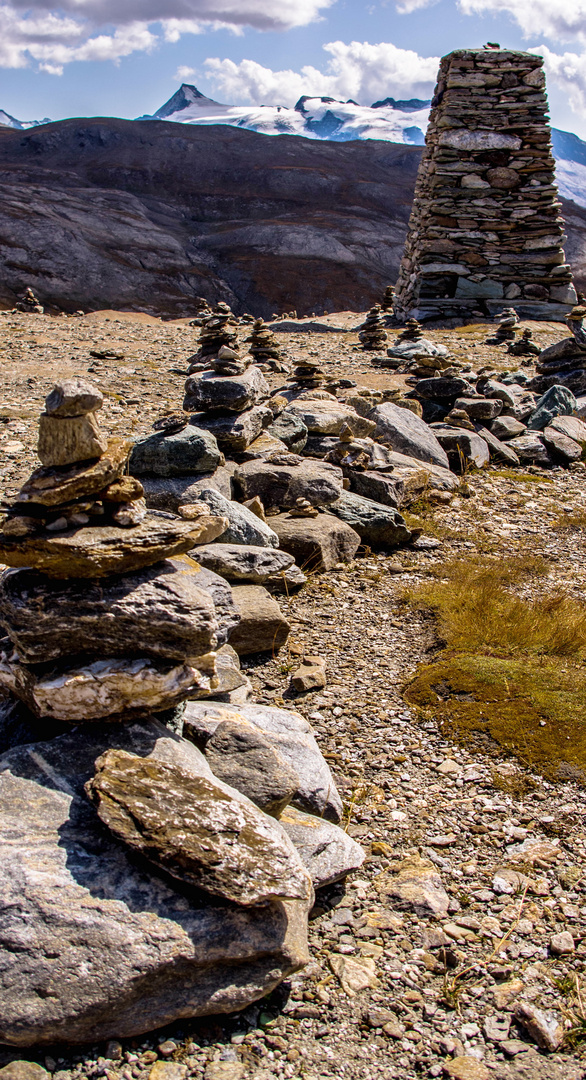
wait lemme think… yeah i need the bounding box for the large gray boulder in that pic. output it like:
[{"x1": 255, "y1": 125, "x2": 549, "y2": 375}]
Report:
[
  {"x1": 188, "y1": 406, "x2": 273, "y2": 452},
  {"x1": 474, "y1": 426, "x2": 520, "y2": 467},
  {"x1": 0, "y1": 721, "x2": 310, "y2": 1046},
  {"x1": 194, "y1": 543, "x2": 295, "y2": 584},
  {"x1": 370, "y1": 403, "x2": 450, "y2": 468},
  {"x1": 130, "y1": 425, "x2": 221, "y2": 478},
  {"x1": 140, "y1": 468, "x2": 234, "y2": 512},
  {"x1": 183, "y1": 701, "x2": 343, "y2": 822},
  {"x1": 195, "y1": 488, "x2": 279, "y2": 548},
  {"x1": 183, "y1": 367, "x2": 269, "y2": 413},
  {"x1": 328, "y1": 492, "x2": 411, "y2": 547},
  {"x1": 203, "y1": 718, "x2": 300, "y2": 816},
  {"x1": 346, "y1": 469, "x2": 403, "y2": 508},
  {"x1": 270, "y1": 512, "x2": 360, "y2": 571},
  {"x1": 0, "y1": 559, "x2": 218, "y2": 664},
  {"x1": 285, "y1": 399, "x2": 375, "y2": 437},
  {"x1": 279, "y1": 806, "x2": 365, "y2": 888},
  {"x1": 234, "y1": 458, "x2": 343, "y2": 510},
  {"x1": 431, "y1": 426, "x2": 490, "y2": 470},
  {"x1": 266, "y1": 411, "x2": 308, "y2": 453},
  {"x1": 527, "y1": 385, "x2": 578, "y2": 431},
  {"x1": 187, "y1": 566, "x2": 241, "y2": 647}
]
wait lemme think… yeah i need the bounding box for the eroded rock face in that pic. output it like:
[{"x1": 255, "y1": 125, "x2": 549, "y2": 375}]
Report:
[
  {"x1": 86, "y1": 749, "x2": 312, "y2": 905},
  {"x1": 0, "y1": 721, "x2": 311, "y2": 1046},
  {"x1": 0, "y1": 558, "x2": 219, "y2": 663}
]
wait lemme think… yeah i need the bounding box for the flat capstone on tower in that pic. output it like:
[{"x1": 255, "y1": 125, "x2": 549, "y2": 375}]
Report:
[{"x1": 394, "y1": 47, "x2": 577, "y2": 321}]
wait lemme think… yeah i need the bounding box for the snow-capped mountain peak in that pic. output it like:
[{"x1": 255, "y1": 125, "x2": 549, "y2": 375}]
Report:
[{"x1": 0, "y1": 109, "x2": 51, "y2": 129}]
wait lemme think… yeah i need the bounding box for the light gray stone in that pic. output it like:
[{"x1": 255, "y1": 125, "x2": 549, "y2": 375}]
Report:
[
  {"x1": 194, "y1": 544, "x2": 294, "y2": 584},
  {"x1": 454, "y1": 397, "x2": 502, "y2": 421},
  {"x1": 328, "y1": 492, "x2": 411, "y2": 547},
  {"x1": 542, "y1": 427, "x2": 582, "y2": 462},
  {"x1": 549, "y1": 414, "x2": 586, "y2": 443},
  {"x1": 474, "y1": 426, "x2": 520, "y2": 466},
  {"x1": 432, "y1": 426, "x2": 490, "y2": 470},
  {"x1": 183, "y1": 701, "x2": 343, "y2": 822},
  {"x1": 0, "y1": 721, "x2": 310, "y2": 1045},
  {"x1": 286, "y1": 399, "x2": 375, "y2": 437},
  {"x1": 345, "y1": 469, "x2": 403, "y2": 509},
  {"x1": 270, "y1": 512, "x2": 360, "y2": 571},
  {"x1": 204, "y1": 718, "x2": 299, "y2": 816},
  {"x1": 140, "y1": 469, "x2": 234, "y2": 511},
  {"x1": 508, "y1": 433, "x2": 552, "y2": 466},
  {"x1": 195, "y1": 489, "x2": 279, "y2": 548},
  {"x1": 490, "y1": 416, "x2": 526, "y2": 441},
  {"x1": 130, "y1": 425, "x2": 221, "y2": 478},
  {"x1": 45, "y1": 378, "x2": 103, "y2": 418},
  {"x1": 371, "y1": 403, "x2": 450, "y2": 468},
  {"x1": 183, "y1": 367, "x2": 269, "y2": 413},
  {"x1": 234, "y1": 458, "x2": 343, "y2": 509},
  {"x1": 188, "y1": 406, "x2": 273, "y2": 452},
  {"x1": 279, "y1": 806, "x2": 365, "y2": 888}
]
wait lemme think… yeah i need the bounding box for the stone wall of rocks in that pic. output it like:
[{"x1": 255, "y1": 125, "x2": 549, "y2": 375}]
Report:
[{"x1": 394, "y1": 47, "x2": 577, "y2": 322}]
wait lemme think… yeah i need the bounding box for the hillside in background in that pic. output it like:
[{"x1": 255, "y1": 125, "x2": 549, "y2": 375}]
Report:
[{"x1": 1, "y1": 115, "x2": 586, "y2": 318}]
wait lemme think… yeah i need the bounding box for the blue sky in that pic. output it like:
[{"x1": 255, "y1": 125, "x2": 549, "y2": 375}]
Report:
[{"x1": 1, "y1": 0, "x2": 585, "y2": 136}]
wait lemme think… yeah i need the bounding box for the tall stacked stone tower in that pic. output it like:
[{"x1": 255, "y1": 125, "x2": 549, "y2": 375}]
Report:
[{"x1": 394, "y1": 47, "x2": 577, "y2": 321}]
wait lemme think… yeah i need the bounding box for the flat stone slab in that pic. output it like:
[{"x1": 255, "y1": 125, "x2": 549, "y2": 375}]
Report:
[
  {"x1": 328, "y1": 492, "x2": 411, "y2": 547},
  {"x1": 130, "y1": 425, "x2": 221, "y2": 478},
  {"x1": 228, "y1": 585, "x2": 290, "y2": 655},
  {"x1": 370, "y1": 403, "x2": 450, "y2": 469},
  {"x1": 189, "y1": 406, "x2": 273, "y2": 452},
  {"x1": 270, "y1": 512, "x2": 360, "y2": 571},
  {"x1": 0, "y1": 557, "x2": 218, "y2": 664},
  {"x1": 141, "y1": 468, "x2": 234, "y2": 512},
  {"x1": 474, "y1": 425, "x2": 520, "y2": 467},
  {"x1": 183, "y1": 701, "x2": 343, "y2": 822},
  {"x1": 0, "y1": 721, "x2": 310, "y2": 1045},
  {"x1": 234, "y1": 458, "x2": 343, "y2": 509},
  {"x1": 194, "y1": 543, "x2": 294, "y2": 584},
  {"x1": 16, "y1": 438, "x2": 131, "y2": 508},
  {"x1": 87, "y1": 748, "x2": 311, "y2": 905},
  {"x1": 285, "y1": 399, "x2": 375, "y2": 437},
  {"x1": 0, "y1": 516, "x2": 213, "y2": 579}
]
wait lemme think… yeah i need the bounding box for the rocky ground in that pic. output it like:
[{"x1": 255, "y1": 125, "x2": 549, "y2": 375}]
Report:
[{"x1": 1, "y1": 309, "x2": 586, "y2": 1080}]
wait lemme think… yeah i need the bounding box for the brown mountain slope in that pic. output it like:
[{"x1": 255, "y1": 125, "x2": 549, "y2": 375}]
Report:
[{"x1": 0, "y1": 117, "x2": 584, "y2": 317}]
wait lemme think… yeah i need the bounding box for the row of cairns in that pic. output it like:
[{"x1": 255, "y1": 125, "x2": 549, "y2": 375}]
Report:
[
  {"x1": 358, "y1": 310, "x2": 586, "y2": 471},
  {"x1": 0, "y1": 378, "x2": 367, "y2": 1048},
  {"x1": 188, "y1": 304, "x2": 289, "y2": 376}
]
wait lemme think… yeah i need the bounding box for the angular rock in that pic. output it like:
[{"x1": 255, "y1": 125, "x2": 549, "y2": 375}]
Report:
[
  {"x1": 0, "y1": 721, "x2": 310, "y2": 1045},
  {"x1": 183, "y1": 701, "x2": 343, "y2": 822},
  {"x1": 345, "y1": 469, "x2": 403, "y2": 509},
  {"x1": 0, "y1": 516, "x2": 212, "y2": 579},
  {"x1": 286, "y1": 399, "x2": 375, "y2": 437},
  {"x1": 542, "y1": 426, "x2": 582, "y2": 462},
  {"x1": 550, "y1": 931, "x2": 575, "y2": 956},
  {"x1": 328, "y1": 492, "x2": 411, "y2": 547},
  {"x1": 183, "y1": 367, "x2": 269, "y2": 413},
  {"x1": 414, "y1": 377, "x2": 475, "y2": 401},
  {"x1": 377, "y1": 853, "x2": 450, "y2": 916},
  {"x1": 513, "y1": 1002, "x2": 563, "y2": 1052},
  {"x1": 279, "y1": 805, "x2": 365, "y2": 888},
  {"x1": 204, "y1": 719, "x2": 299, "y2": 816},
  {"x1": 381, "y1": 450, "x2": 458, "y2": 495},
  {"x1": 206, "y1": 643, "x2": 249, "y2": 700},
  {"x1": 550, "y1": 414, "x2": 586, "y2": 443},
  {"x1": 195, "y1": 489, "x2": 279, "y2": 548},
  {"x1": 477, "y1": 379, "x2": 516, "y2": 407},
  {"x1": 474, "y1": 426, "x2": 520, "y2": 467},
  {"x1": 234, "y1": 458, "x2": 343, "y2": 510},
  {"x1": 507, "y1": 433, "x2": 552, "y2": 466},
  {"x1": 371, "y1": 403, "x2": 450, "y2": 468},
  {"x1": 194, "y1": 543, "x2": 294, "y2": 584},
  {"x1": 130, "y1": 425, "x2": 221, "y2": 478},
  {"x1": 228, "y1": 585, "x2": 290, "y2": 655},
  {"x1": 302, "y1": 435, "x2": 340, "y2": 458},
  {"x1": 432, "y1": 426, "x2": 490, "y2": 470},
  {"x1": 266, "y1": 411, "x2": 308, "y2": 453},
  {"x1": 270, "y1": 512, "x2": 360, "y2": 571},
  {"x1": 45, "y1": 378, "x2": 103, "y2": 417},
  {"x1": 17, "y1": 438, "x2": 131, "y2": 508},
  {"x1": 0, "y1": 649, "x2": 217, "y2": 722},
  {"x1": 37, "y1": 413, "x2": 108, "y2": 467},
  {"x1": 527, "y1": 385, "x2": 577, "y2": 431},
  {"x1": 490, "y1": 415, "x2": 527, "y2": 441},
  {"x1": 0, "y1": 557, "x2": 218, "y2": 664},
  {"x1": 454, "y1": 397, "x2": 502, "y2": 421},
  {"x1": 443, "y1": 1059, "x2": 490, "y2": 1080},
  {"x1": 237, "y1": 432, "x2": 289, "y2": 461},
  {"x1": 188, "y1": 566, "x2": 241, "y2": 647},
  {"x1": 141, "y1": 468, "x2": 234, "y2": 512},
  {"x1": 87, "y1": 749, "x2": 311, "y2": 905},
  {"x1": 189, "y1": 406, "x2": 273, "y2": 452},
  {"x1": 290, "y1": 655, "x2": 327, "y2": 692}
]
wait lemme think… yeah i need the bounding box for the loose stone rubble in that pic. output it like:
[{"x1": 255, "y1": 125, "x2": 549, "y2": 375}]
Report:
[{"x1": 394, "y1": 47, "x2": 577, "y2": 321}]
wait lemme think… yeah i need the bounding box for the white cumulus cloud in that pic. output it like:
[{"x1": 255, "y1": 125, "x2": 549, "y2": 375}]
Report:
[
  {"x1": 175, "y1": 64, "x2": 198, "y2": 80},
  {"x1": 457, "y1": 0, "x2": 586, "y2": 45},
  {"x1": 0, "y1": 0, "x2": 335, "y2": 72},
  {"x1": 205, "y1": 40, "x2": 439, "y2": 106}
]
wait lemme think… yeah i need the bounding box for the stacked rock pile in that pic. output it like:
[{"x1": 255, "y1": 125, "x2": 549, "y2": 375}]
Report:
[
  {"x1": 190, "y1": 302, "x2": 240, "y2": 367},
  {"x1": 188, "y1": 296, "x2": 213, "y2": 325},
  {"x1": 488, "y1": 307, "x2": 519, "y2": 343},
  {"x1": 358, "y1": 305, "x2": 388, "y2": 350},
  {"x1": 508, "y1": 327, "x2": 542, "y2": 356},
  {"x1": 381, "y1": 285, "x2": 395, "y2": 312},
  {"x1": 0, "y1": 381, "x2": 367, "y2": 1047},
  {"x1": 15, "y1": 287, "x2": 44, "y2": 314},
  {"x1": 246, "y1": 318, "x2": 288, "y2": 371},
  {"x1": 530, "y1": 305, "x2": 586, "y2": 396},
  {"x1": 394, "y1": 48, "x2": 577, "y2": 321}
]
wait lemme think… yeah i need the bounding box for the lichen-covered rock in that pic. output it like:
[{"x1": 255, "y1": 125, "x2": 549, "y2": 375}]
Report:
[
  {"x1": 129, "y1": 425, "x2": 221, "y2": 478},
  {"x1": 86, "y1": 749, "x2": 312, "y2": 905},
  {"x1": 0, "y1": 721, "x2": 310, "y2": 1045}
]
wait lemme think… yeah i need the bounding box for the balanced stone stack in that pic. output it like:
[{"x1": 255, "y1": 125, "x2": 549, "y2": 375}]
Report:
[
  {"x1": 192, "y1": 303, "x2": 240, "y2": 364},
  {"x1": 247, "y1": 318, "x2": 284, "y2": 369},
  {"x1": 394, "y1": 47, "x2": 577, "y2": 321},
  {"x1": 15, "y1": 287, "x2": 44, "y2": 314},
  {"x1": 381, "y1": 285, "x2": 395, "y2": 312},
  {"x1": 358, "y1": 305, "x2": 388, "y2": 350},
  {"x1": 530, "y1": 305, "x2": 586, "y2": 395}
]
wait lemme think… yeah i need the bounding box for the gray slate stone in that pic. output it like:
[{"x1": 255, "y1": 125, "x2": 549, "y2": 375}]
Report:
[
  {"x1": 550, "y1": 415, "x2": 586, "y2": 443},
  {"x1": 228, "y1": 585, "x2": 290, "y2": 655},
  {"x1": 270, "y1": 512, "x2": 360, "y2": 572},
  {"x1": 189, "y1": 566, "x2": 240, "y2": 648},
  {"x1": 346, "y1": 469, "x2": 403, "y2": 508},
  {"x1": 527, "y1": 385, "x2": 577, "y2": 431},
  {"x1": 508, "y1": 433, "x2": 553, "y2": 466},
  {"x1": 267, "y1": 411, "x2": 308, "y2": 453},
  {"x1": 204, "y1": 719, "x2": 300, "y2": 816},
  {"x1": 431, "y1": 426, "x2": 490, "y2": 470},
  {"x1": 454, "y1": 397, "x2": 502, "y2": 421},
  {"x1": 542, "y1": 427, "x2": 582, "y2": 462},
  {"x1": 130, "y1": 425, "x2": 221, "y2": 478},
  {"x1": 413, "y1": 377, "x2": 475, "y2": 401},
  {"x1": 234, "y1": 458, "x2": 343, "y2": 509},
  {"x1": 301, "y1": 435, "x2": 340, "y2": 458},
  {"x1": 0, "y1": 721, "x2": 310, "y2": 1045},
  {"x1": 370, "y1": 403, "x2": 450, "y2": 469},
  {"x1": 490, "y1": 415, "x2": 527, "y2": 441},
  {"x1": 183, "y1": 367, "x2": 269, "y2": 413},
  {"x1": 0, "y1": 559, "x2": 218, "y2": 664},
  {"x1": 140, "y1": 468, "x2": 234, "y2": 511},
  {"x1": 195, "y1": 488, "x2": 279, "y2": 548},
  {"x1": 474, "y1": 426, "x2": 520, "y2": 466},
  {"x1": 194, "y1": 544, "x2": 294, "y2": 584},
  {"x1": 279, "y1": 806, "x2": 365, "y2": 888},
  {"x1": 189, "y1": 406, "x2": 273, "y2": 452},
  {"x1": 183, "y1": 701, "x2": 343, "y2": 822},
  {"x1": 328, "y1": 492, "x2": 411, "y2": 547}
]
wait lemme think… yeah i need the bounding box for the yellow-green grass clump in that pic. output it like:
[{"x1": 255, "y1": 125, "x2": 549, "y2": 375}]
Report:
[{"x1": 402, "y1": 555, "x2": 586, "y2": 782}]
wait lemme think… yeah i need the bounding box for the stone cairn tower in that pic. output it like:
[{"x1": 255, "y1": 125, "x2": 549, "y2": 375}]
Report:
[{"x1": 394, "y1": 47, "x2": 577, "y2": 321}]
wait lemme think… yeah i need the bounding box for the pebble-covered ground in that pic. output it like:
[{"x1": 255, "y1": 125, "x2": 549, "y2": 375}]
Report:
[{"x1": 1, "y1": 308, "x2": 586, "y2": 1080}]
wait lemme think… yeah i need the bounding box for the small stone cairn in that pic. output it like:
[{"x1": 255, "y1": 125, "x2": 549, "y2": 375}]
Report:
[
  {"x1": 531, "y1": 304, "x2": 586, "y2": 394},
  {"x1": 15, "y1": 287, "x2": 44, "y2": 314},
  {"x1": 189, "y1": 296, "x2": 213, "y2": 325},
  {"x1": 246, "y1": 318, "x2": 286, "y2": 371},
  {"x1": 381, "y1": 285, "x2": 395, "y2": 312},
  {"x1": 189, "y1": 302, "x2": 240, "y2": 370},
  {"x1": 358, "y1": 305, "x2": 388, "y2": 350},
  {"x1": 489, "y1": 307, "x2": 519, "y2": 344},
  {"x1": 289, "y1": 360, "x2": 326, "y2": 391},
  {"x1": 507, "y1": 328, "x2": 542, "y2": 357}
]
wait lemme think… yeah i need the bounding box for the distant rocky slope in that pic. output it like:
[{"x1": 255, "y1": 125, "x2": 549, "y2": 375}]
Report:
[{"x1": 0, "y1": 117, "x2": 585, "y2": 318}]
